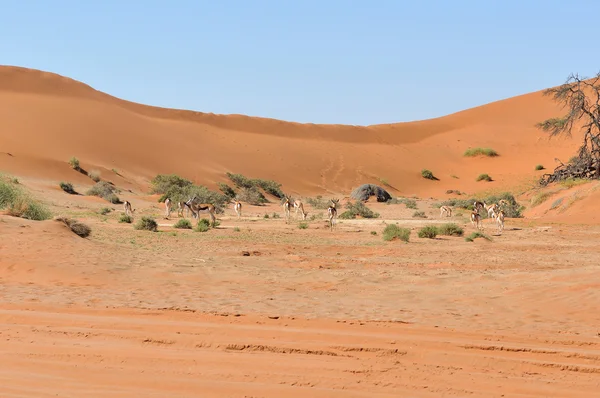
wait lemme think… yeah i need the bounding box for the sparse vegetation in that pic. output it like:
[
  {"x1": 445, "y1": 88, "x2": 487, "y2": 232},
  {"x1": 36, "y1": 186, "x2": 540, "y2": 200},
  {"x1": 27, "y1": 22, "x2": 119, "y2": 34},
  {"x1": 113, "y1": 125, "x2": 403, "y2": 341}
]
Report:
[
  {"x1": 55, "y1": 217, "x2": 91, "y2": 238},
  {"x1": 531, "y1": 191, "x2": 554, "y2": 207},
  {"x1": 412, "y1": 211, "x2": 427, "y2": 218},
  {"x1": 383, "y1": 224, "x2": 410, "y2": 242},
  {"x1": 550, "y1": 198, "x2": 564, "y2": 210},
  {"x1": 298, "y1": 222, "x2": 309, "y2": 229},
  {"x1": 464, "y1": 148, "x2": 499, "y2": 157},
  {"x1": 88, "y1": 170, "x2": 101, "y2": 182},
  {"x1": 150, "y1": 174, "x2": 228, "y2": 212},
  {"x1": 233, "y1": 227, "x2": 241, "y2": 232},
  {"x1": 99, "y1": 207, "x2": 112, "y2": 215},
  {"x1": 87, "y1": 181, "x2": 121, "y2": 204},
  {"x1": 437, "y1": 223, "x2": 464, "y2": 237},
  {"x1": 421, "y1": 169, "x2": 437, "y2": 180},
  {"x1": 134, "y1": 216, "x2": 158, "y2": 232},
  {"x1": 195, "y1": 218, "x2": 211, "y2": 232},
  {"x1": 59, "y1": 182, "x2": 76, "y2": 194},
  {"x1": 0, "y1": 176, "x2": 52, "y2": 221},
  {"x1": 418, "y1": 226, "x2": 438, "y2": 239},
  {"x1": 387, "y1": 198, "x2": 417, "y2": 209},
  {"x1": 237, "y1": 186, "x2": 267, "y2": 205},
  {"x1": 339, "y1": 201, "x2": 380, "y2": 219},
  {"x1": 370, "y1": 231, "x2": 377, "y2": 235},
  {"x1": 119, "y1": 214, "x2": 133, "y2": 224},
  {"x1": 226, "y1": 172, "x2": 285, "y2": 199},
  {"x1": 218, "y1": 182, "x2": 237, "y2": 199},
  {"x1": 476, "y1": 174, "x2": 492, "y2": 182},
  {"x1": 558, "y1": 177, "x2": 589, "y2": 189},
  {"x1": 434, "y1": 192, "x2": 523, "y2": 218},
  {"x1": 305, "y1": 196, "x2": 330, "y2": 209},
  {"x1": 173, "y1": 219, "x2": 192, "y2": 229},
  {"x1": 535, "y1": 164, "x2": 545, "y2": 171},
  {"x1": 68, "y1": 157, "x2": 80, "y2": 171},
  {"x1": 465, "y1": 232, "x2": 492, "y2": 242}
]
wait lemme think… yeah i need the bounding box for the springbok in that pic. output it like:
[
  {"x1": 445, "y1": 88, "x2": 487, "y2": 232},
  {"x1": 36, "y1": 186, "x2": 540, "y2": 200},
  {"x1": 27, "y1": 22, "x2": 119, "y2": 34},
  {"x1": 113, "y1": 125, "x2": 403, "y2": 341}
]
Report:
[
  {"x1": 440, "y1": 205, "x2": 452, "y2": 217},
  {"x1": 293, "y1": 199, "x2": 308, "y2": 220},
  {"x1": 470, "y1": 210, "x2": 483, "y2": 230},
  {"x1": 282, "y1": 197, "x2": 291, "y2": 223},
  {"x1": 123, "y1": 201, "x2": 136, "y2": 217},
  {"x1": 496, "y1": 210, "x2": 505, "y2": 233},
  {"x1": 187, "y1": 201, "x2": 217, "y2": 227},
  {"x1": 327, "y1": 199, "x2": 339, "y2": 231},
  {"x1": 164, "y1": 198, "x2": 172, "y2": 218},
  {"x1": 233, "y1": 199, "x2": 242, "y2": 219}
]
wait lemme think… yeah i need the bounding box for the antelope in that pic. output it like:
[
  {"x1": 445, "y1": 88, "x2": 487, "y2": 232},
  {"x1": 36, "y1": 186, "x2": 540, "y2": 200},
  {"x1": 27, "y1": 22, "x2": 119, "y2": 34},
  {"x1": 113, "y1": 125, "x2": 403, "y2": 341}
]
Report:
[
  {"x1": 327, "y1": 199, "x2": 339, "y2": 231},
  {"x1": 123, "y1": 201, "x2": 136, "y2": 217},
  {"x1": 282, "y1": 196, "x2": 291, "y2": 223},
  {"x1": 177, "y1": 197, "x2": 195, "y2": 218},
  {"x1": 233, "y1": 199, "x2": 242, "y2": 219},
  {"x1": 440, "y1": 205, "x2": 452, "y2": 217},
  {"x1": 473, "y1": 201, "x2": 485, "y2": 214},
  {"x1": 485, "y1": 203, "x2": 499, "y2": 219},
  {"x1": 470, "y1": 210, "x2": 483, "y2": 230},
  {"x1": 498, "y1": 199, "x2": 510, "y2": 208},
  {"x1": 293, "y1": 199, "x2": 308, "y2": 220},
  {"x1": 496, "y1": 210, "x2": 505, "y2": 233},
  {"x1": 164, "y1": 198, "x2": 172, "y2": 218},
  {"x1": 187, "y1": 201, "x2": 217, "y2": 227}
]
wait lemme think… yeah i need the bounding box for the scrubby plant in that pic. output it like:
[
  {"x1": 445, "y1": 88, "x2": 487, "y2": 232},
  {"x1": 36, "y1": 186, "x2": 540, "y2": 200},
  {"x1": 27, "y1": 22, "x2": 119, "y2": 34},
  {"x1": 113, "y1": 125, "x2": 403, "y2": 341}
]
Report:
[
  {"x1": 437, "y1": 223, "x2": 464, "y2": 237},
  {"x1": 134, "y1": 216, "x2": 158, "y2": 232},
  {"x1": 174, "y1": 219, "x2": 192, "y2": 229},
  {"x1": 119, "y1": 214, "x2": 133, "y2": 223},
  {"x1": 535, "y1": 164, "x2": 545, "y2": 171},
  {"x1": 421, "y1": 169, "x2": 437, "y2": 180},
  {"x1": 68, "y1": 157, "x2": 80, "y2": 171},
  {"x1": 434, "y1": 192, "x2": 523, "y2": 218},
  {"x1": 218, "y1": 182, "x2": 237, "y2": 199},
  {"x1": 99, "y1": 207, "x2": 112, "y2": 215},
  {"x1": 225, "y1": 172, "x2": 285, "y2": 199},
  {"x1": 370, "y1": 231, "x2": 377, "y2": 235},
  {"x1": 195, "y1": 218, "x2": 211, "y2": 232},
  {"x1": 59, "y1": 182, "x2": 76, "y2": 194},
  {"x1": 476, "y1": 174, "x2": 492, "y2": 182},
  {"x1": 463, "y1": 147, "x2": 499, "y2": 157},
  {"x1": 465, "y1": 232, "x2": 492, "y2": 242},
  {"x1": 150, "y1": 174, "x2": 228, "y2": 213},
  {"x1": 412, "y1": 211, "x2": 427, "y2": 218},
  {"x1": 237, "y1": 186, "x2": 267, "y2": 205},
  {"x1": 305, "y1": 195, "x2": 330, "y2": 209},
  {"x1": 383, "y1": 224, "x2": 410, "y2": 242},
  {"x1": 418, "y1": 225, "x2": 438, "y2": 239},
  {"x1": 88, "y1": 170, "x2": 101, "y2": 182},
  {"x1": 87, "y1": 181, "x2": 121, "y2": 203},
  {"x1": 338, "y1": 201, "x2": 379, "y2": 219},
  {"x1": 298, "y1": 222, "x2": 309, "y2": 229},
  {"x1": 0, "y1": 177, "x2": 52, "y2": 221},
  {"x1": 55, "y1": 217, "x2": 91, "y2": 238}
]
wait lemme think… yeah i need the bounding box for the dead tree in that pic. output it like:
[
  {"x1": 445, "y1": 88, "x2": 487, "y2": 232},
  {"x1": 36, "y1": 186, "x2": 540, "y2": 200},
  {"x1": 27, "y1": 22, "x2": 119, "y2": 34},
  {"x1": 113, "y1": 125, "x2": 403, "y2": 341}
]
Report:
[{"x1": 536, "y1": 72, "x2": 600, "y2": 186}]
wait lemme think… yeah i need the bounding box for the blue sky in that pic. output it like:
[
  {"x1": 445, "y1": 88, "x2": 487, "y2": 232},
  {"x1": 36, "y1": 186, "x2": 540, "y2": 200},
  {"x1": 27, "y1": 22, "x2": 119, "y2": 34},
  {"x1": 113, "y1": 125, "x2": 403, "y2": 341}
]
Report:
[{"x1": 1, "y1": 0, "x2": 599, "y2": 125}]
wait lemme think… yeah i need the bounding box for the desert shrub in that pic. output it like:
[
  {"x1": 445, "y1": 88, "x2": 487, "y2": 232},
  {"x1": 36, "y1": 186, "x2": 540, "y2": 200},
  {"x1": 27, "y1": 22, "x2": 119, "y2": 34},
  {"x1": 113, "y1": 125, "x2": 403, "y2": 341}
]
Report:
[
  {"x1": 233, "y1": 227, "x2": 241, "y2": 232},
  {"x1": 0, "y1": 178, "x2": 52, "y2": 221},
  {"x1": 437, "y1": 223, "x2": 464, "y2": 237},
  {"x1": 195, "y1": 218, "x2": 211, "y2": 232},
  {"x1": 305, "y1": 195, "x2": 331, "y2": 209},
  {"x1": 463, "y1": 148, "x2": 499, "y2": 157},
  {"x1": 99, "y1": 207, "x2": 112, "y2": 215},
  {"x1": 476, "y1": 174, "x2": 492, "y2": 182},
  {"x1": 465, "y1": 232, "x2": 492, "y2": 242},
  {"x1": 226, "y1": 172, "x2": 254, "y2": 189},
  {"x1": 134, "y1": 216, "x2": 158, "y2": 232},
  {"x1": 263, "y1": 214, "x2": 270, "y2": 219},
  {"x1": 87, "y1": 181, "x2": 121, "y2": 203},
  {"x1": 272, "y1": 212, "x2": 280, "y2": 219},
  {"x1": 68, "y1": 157, "x2": 80, "y2": 170},
  {"x1": 383, "y1": 224, "x2": 410, "y2": 242},
  {"x1": 59, "y1": 182, "x2": 76, "y2": 194},
  {"x1": 338, "y1": 201, "x2": 379, "y2": 219},
  {"x1": 370, "y1": 231, "x2": 377, "y2": 235},
  {"x1": 150, "y1": 174, "x2": 227, "y2": 213},
  {"x1": 119, "y1": 214, "x2": 133, "y2": 223},
  {"x1": 531, "y1": 191, "x2": 553, "y2": 207},
  {"x1": 412, "y1": 211, "x2": 427, "y2": 218},
  {"x1": 535, "y1": 164, "x2": 545, "y2": 171},
  {"x1": 435, "y1": 192, "x2": 523, "y2": 218},
  {"x1": 558, "y1": 177, "x2": 589, "y2": 189},
  {"x1": 418, "y1": 225, "x2": 438, "y2": 239},
  {"x1": 226, "y1": 172, "x2": 285, "y2": 199},
  {"x1": 386, "y1": 198, "x2": 417, "y2": 209},
  {"x1": 421, "y1": 169, "x2": 437, "y2": 180},
  {"x1": 150, "y1": 174, "x2": 193, "y2": 194},
  {"x1": 218, "y1": 182, "x2": 237, "y2": 199},
  {"x1": 298, "y1": 222, "x2": 309, "y2": 229},
  {"x1": 55, "y1": 217, "x2": 91, "y2": 238},
  {"x1": 550, "y1": 198, "x2": 564, "y2": 210},
  {"x1": 237, "y1": 186, "x2": 267, "y2": 205},
  {"x1": 174, "y1": 219, "x2": 192, "y2": 229},
  {"x1": 446, "y1": 189, "x2": 463, "y2": 195},
  {"x1": 88, "y1": 170, "x2": 101, "y2": 182}
]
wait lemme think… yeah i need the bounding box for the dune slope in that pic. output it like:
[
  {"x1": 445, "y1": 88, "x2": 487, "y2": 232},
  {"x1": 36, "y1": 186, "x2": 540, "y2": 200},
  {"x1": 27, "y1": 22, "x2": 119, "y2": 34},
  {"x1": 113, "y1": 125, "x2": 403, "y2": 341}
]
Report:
[{"x1": 0, "y1": 65, "x2": 581, "y2": 196}]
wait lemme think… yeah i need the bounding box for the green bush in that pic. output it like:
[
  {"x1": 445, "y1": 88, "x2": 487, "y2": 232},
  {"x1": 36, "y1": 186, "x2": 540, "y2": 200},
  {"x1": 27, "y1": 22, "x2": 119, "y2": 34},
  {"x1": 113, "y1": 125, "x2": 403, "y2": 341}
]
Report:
[
  {"x1": 298, "y1": 222, "x2": 309, "y2": 229},
  {"x1": 119, "y1": 214, "x2": 133, "y2": 223},
  {"x1": 174, "y1": 219, "x2": 192, "y2": 229},
  {"x1": 99, "y1": 207, "x2": 112, "y2": 215},
  {"x1": 421, "y1": 169, "x2": 437, "y2": 180},
  {"x1": 383, "y1": 224, "x2": 410, "y2": 242},
  {"x1": 465, "y1": 232, "x2": 492, "y2": 242},
  {"x1": 418, "y1": 225, "x2": 438, "y2": 239},
  {"x1": 476, "y1": 174, "x2": 492, "y2": 182},
  {"x1": 150, "y1": 174, "x2": 228, "y2": 213},
  {"x1": 0, "y1": 177, "x2": 52, "y2": 221},
  {"x1": 226, "y1": 172, "x2": 285, "y2": 199},
  {"x1": 412, "y1": 211, "x2": 427, "y2": 218},
  {"x1": 59, "y1": 182, "x2": 76, "y2": 194},
  {"x1": 218, "y1": 182, "x2": 237, "y2": 199},
  {"x1": 87, "y1": 181, "x2": 121, "y2": 203},
  {"x1": 339, "y1": 201, "x2": 380, "y2": 219},
  {"x1": 463, "y1": 148, "x2": 499, "y2": 157},
  {"x1": 437, "y1": 223, "x2": 464, "y2": 237},
  {"x1": 88, "y1": 170, "x2": 101, "y2": 182},
  {"x1": 370, "y1": 231, "x2": 377, "y2": 235},
  {"x1": 434, "y1": 192, "x2": 523, "y2": 218},
  {"x1": 237, "y1": 186, "x2": 267, "y2": 205},
  {"x1": 195, "y1": 218, "x2": 211, "y2": 232},
  {"x1": 134, "y1": 216, "x2": 158, "y2": 232},
  {"x1": 68, "y1": 157, "x2": 80, "y2": 170},
  {"x1": 535, "y1": 164, "x2": 544, "y2": 171}
]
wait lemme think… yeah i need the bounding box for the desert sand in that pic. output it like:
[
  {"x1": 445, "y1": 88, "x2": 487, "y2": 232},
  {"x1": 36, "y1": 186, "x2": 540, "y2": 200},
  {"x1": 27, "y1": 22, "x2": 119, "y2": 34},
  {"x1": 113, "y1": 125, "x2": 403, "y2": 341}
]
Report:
[{"x1": 1, "y1": 66, "x2": 599, "y2": 397}]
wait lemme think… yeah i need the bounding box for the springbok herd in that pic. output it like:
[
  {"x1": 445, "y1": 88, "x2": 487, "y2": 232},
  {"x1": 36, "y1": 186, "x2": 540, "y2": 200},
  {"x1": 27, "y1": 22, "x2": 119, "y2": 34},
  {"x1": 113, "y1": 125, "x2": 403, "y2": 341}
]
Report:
[{"x1": 122, "y1": 196, "x2": 508, "y2": 234}]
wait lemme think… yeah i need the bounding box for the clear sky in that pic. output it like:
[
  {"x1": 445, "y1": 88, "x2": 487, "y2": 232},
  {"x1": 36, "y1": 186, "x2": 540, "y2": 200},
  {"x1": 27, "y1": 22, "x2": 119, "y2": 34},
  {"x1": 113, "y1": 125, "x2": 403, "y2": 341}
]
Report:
[{"x1": 1, "y1": 0, "x2": 599, "y2": 125}]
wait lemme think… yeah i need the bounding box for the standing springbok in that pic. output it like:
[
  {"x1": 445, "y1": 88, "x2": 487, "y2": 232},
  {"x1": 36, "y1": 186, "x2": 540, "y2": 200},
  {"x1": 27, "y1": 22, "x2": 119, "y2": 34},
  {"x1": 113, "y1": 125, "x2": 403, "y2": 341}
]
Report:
[
  {"x1": 164, "y1": 198, "x2": 172, "y2": 218},
  {"x1": 187, "y1": 201, "x2": 217, "y2": 227},
  {"x1": 440, "y1": 205, "x2": 452, "y2": 217},
  {"x1": 282, "y1": 197, "x2": 291, "y2": 223},
  {"x1": 496, "y1": 210, "x2": 505, "y2": 233},
  {"x1": 123, "y1": 201, "x2": 136, "y2": 217},
  {"x1": 293, "y1": 199, "x2": 308, "y2": 220},
  {"x1": 470, "y1": 210, "x2": 483, "y2": 230},
  {"x1": 233, "y1": 199, "x2": 242, "y2": 219},
  {"x1": 327, "y1": 199, "x2": 339, "y2": 231}
]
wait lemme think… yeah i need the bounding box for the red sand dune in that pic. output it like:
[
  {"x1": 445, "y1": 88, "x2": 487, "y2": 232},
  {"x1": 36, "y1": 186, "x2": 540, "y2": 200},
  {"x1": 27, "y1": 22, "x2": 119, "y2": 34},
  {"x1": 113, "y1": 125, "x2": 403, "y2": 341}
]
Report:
[{"x1": 0, "y1": 65, "x2": 582, "y2": 197}]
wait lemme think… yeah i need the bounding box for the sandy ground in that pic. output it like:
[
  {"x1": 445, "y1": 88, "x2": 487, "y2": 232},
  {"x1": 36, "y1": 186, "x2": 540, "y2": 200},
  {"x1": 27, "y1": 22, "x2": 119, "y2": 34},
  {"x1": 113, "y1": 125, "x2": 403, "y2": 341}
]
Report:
[
  {"x1": 2, "y1": 184, "x2": 600, "y2": 397},
  {"x1": 1, "y1": 67, "x2": 600, "y2": 396}
]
